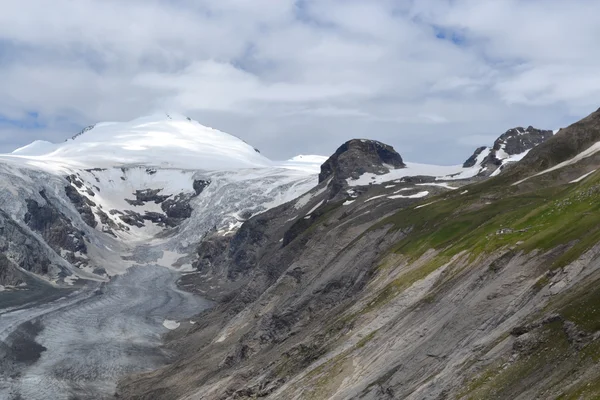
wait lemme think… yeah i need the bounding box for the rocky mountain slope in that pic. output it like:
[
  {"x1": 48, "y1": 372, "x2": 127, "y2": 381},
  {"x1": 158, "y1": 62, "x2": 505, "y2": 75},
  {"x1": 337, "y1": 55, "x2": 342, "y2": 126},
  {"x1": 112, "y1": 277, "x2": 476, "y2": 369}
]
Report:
[
  {"x1": 0, "y1": 108, "x2": 591, "y2": 399},
  {"x1": 115, "y1": 110, "x2": 600, "y2": 400}
]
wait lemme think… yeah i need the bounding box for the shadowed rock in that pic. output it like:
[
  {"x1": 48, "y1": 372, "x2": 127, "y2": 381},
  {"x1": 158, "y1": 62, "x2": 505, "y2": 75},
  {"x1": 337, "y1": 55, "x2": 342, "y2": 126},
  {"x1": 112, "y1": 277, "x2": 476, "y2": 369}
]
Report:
[{"x1": 318, "y1": 139, "x2": 405, "y2": 184}]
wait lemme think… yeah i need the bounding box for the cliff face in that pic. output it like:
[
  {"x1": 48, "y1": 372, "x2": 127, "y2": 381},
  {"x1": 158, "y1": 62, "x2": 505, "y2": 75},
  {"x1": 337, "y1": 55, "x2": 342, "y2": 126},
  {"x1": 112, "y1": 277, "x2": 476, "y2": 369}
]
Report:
[
  {"x1": 462, "y1": 126, "x2": 554, "y2": 176},
  {"x1": 118, "y1": 109, "x2": 600, "y2": 400},
  {"x1": 319, "y1": 139, "x2": 405, "y2": 183}
]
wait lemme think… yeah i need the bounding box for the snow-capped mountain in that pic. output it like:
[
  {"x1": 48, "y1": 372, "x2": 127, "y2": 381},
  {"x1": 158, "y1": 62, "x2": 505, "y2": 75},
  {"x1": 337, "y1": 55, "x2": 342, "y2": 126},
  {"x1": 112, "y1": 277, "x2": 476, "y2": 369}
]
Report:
[
  {"x1": 9, "y1": 113, "x2": 271, "y2": 170},
  {"x1": 0, "y1": 114, "x2": 331, "y2": 399},
  {"x1": 0, "y1": 114, "x2": 324, "y2": 287}
]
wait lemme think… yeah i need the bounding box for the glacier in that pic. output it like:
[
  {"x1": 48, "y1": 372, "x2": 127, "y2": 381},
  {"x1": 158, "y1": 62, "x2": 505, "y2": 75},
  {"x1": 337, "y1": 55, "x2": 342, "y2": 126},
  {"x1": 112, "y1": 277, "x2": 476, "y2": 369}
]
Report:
[{"x1": 0, "y1": 114, "x2": 324, "y2": 399}]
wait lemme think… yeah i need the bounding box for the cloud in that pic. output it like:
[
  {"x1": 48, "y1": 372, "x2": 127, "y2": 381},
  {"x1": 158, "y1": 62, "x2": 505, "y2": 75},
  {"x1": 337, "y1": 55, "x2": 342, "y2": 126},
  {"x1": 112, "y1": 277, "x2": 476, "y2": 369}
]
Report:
[{"x1": 0, "y1": 0, "x2": 597, "y2": 163}]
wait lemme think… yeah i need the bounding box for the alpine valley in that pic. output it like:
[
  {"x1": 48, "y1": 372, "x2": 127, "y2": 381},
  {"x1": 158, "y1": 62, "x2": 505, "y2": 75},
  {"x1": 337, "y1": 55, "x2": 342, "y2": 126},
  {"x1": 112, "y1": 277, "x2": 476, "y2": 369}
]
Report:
[{"x1": 2, "y1": 110, "x2": 600, "y2": 400}]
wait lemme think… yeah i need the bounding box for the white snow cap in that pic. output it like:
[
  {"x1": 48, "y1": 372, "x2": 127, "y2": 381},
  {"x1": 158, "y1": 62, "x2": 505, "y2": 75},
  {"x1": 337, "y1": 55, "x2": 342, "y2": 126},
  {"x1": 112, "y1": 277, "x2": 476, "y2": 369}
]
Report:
[{"x1": 10, "y1": 113, "x2": 272, "y2": 170}]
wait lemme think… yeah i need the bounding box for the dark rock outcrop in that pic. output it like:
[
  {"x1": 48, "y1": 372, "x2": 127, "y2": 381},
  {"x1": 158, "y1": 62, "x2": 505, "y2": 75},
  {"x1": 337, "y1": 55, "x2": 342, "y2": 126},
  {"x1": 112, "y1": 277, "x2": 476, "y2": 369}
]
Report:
[
  {"x1": 70, "y1": 124, "x2": 95, "y2": 141},
  {"x1": 126, "y1": 189, "x2": 170, "y2": 206},
  {"x1": 193, "y1": 179, "x2": 211, "y2": 196},
  {"x1": 64, "y1": 185, "x2": 97, "y2": 228},
  {"x1": 143, "y1": 211, "x2": 176, "y2": 228},
  {"x1": 493, "y1": 126, "x2": 554, "y2": 156},
  {"x1": 119, "y1": 210, "x2": 145, "y2": 228},
  {"x1": 24, "y1": 191, "x2": 87, "y2": 256},
  {"x1": 194, "y1": 236, "x2": 231, "y2": 274},
  {"x1": 319, "y1": 139, "x2": 405, "y2": 184},
  {"x1": 0, "y1": 209, "x2": 60, "y2": 280},
  {"x1": 463, "y1": 126, "x2": 553, "y2": 176},
  {"x1": 463, "y1": 146, "x2": 488, "y2": 168},
  {"x1": 161, "y1": 193, "x2": 193, "y2": 221},
  {"x1": 0, "y1": 253, "x2": 25, "y2": 287}
]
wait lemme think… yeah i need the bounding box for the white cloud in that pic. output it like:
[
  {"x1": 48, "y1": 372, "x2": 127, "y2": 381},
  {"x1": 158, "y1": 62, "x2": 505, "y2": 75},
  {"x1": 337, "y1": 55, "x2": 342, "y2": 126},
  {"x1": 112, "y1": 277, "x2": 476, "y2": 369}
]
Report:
[{"x1": 0, "y1": 0, "x2": 597, "y2": 163}]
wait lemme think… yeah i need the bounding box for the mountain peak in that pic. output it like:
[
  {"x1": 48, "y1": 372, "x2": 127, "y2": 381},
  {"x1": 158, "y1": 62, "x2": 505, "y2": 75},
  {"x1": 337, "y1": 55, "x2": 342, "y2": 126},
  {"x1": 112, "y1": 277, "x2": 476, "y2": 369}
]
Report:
[
  {"x1": 462, "y1": 125, "x2": 553, "y2": 176},
  {"x1": 318, "y1": 138, "x2": 405, "y2": 184},
  {"x1": 9, "y1": 115, "x2": 272, "y2": 170}
]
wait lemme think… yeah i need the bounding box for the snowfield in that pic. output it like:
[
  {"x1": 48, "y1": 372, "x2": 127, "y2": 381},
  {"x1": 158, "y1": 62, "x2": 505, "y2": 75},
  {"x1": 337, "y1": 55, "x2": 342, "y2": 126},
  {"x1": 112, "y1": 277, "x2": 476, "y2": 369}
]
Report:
[
  {"x1": 346, "y1": 162, "x2": 467, "y2": 186},
  {"x1": 8, "y1": 113, "x2": 272, "y2": 170}
]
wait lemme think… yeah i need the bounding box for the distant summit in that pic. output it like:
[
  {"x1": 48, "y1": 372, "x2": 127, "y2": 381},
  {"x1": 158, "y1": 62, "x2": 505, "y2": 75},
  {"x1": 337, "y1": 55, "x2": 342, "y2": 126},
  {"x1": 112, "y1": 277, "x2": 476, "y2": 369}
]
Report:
[
  {"x1": 318, "y1": 139, "x2": 405, "y2": 184},
  {"x1": 462, "y1": 126, "x2": 554, "y2": 177},
  {"x1": 9, "y1": 114, "x2": 272, "y2": 170}
]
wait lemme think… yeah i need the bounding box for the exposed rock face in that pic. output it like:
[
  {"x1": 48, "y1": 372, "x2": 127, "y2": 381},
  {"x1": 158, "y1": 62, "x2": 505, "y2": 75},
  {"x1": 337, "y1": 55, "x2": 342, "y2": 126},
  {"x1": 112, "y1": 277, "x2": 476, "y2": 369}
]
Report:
[
  {"x1": 64, "y1": 185, "x2": 97, "y2": 228},
  {"x1": 161, "y1": 193, "x2": 194, "y2": 221},
  {"x1": 24, "y1": 191, "x2": 87, "y2": 257},
  {"x1": 125, "y1": 189, "x2": 170, "y2": 206},
  {"x1": 463, "y1": 126, "x2": 553, "y2": 176},
  {"x1": 122, "y1": 182, "x2": 211, "y2": 227},
  {"x1": 318, "y1": 139, "x2": 405, "y2": 184},
  {"x1": 70, "y1": 124, "x2": 95, "y2": 141},
  {"x1": 463, "y1": 146, "x2": 487, "y2": 168},
  {"x1": 194, "y1": 235, "x2": 230, "y2": 275},
  {"x1": 0, "y1": 253, "x2": 24, "y2": 287},
  {"x1": 193, "y1": 179, "x2": 211, "y2": 196},
  {"x1": 136, "y1": 189, "x2": 170, "y2": 204},
  {"x1": 493, "y1": 126, "x2": 553, "y2": 155},
  {"x1": 0, "y1": 209, "x2": 59, "y2": 283},
  {"x1": 510, "y1": 107, "x2": 600, "y2": 178}
]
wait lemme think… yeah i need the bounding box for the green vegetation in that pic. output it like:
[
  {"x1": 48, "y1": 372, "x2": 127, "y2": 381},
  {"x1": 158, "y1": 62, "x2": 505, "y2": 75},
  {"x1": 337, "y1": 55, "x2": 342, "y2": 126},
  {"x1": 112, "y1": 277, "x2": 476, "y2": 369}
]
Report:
[
  {"x1": 458, "y1": 269, "x2": 600, "y2": 399},
  {"x1": 373, "y1": 169, "x2": 600, "y2": 272},
  {"x1": 300, "y1": 350, "x2": 353, "y2": 400},
  {"x1": 532, "y1": 274, "x2": 550, "y2": 292},
  {"x1": 306, "y1": 168, "x2": 600, "y2": 399},
  {"x1": 355, "y1": 330, "x2": 378, "y2": 349},
  {"x1": 365, "y1": 255, "x2": 449, "y2": 312},
  {"x1": 339, "y1": 169, "x2": 600, "y2": 317},
  {"x1": 460, "y1": 320, "x2": 572, "y2": 399},
  {"x1": 557, "y1": 276, "x2": 600, "y2": 333}
]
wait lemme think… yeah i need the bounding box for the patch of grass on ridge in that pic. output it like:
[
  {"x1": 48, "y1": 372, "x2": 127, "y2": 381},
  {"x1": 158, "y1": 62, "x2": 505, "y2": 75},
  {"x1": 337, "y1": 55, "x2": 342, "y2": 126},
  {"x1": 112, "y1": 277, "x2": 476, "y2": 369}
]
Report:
[{"x1": 374, "y1": 169, "x2": 600, "y2": 270}]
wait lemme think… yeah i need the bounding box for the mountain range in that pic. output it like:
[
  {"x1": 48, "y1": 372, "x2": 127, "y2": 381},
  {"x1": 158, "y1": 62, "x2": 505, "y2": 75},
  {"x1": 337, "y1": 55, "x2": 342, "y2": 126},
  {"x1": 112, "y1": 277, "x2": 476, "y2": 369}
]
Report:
[{"x1": 1, "y1": 109, "x2": 600, "y2": 399}]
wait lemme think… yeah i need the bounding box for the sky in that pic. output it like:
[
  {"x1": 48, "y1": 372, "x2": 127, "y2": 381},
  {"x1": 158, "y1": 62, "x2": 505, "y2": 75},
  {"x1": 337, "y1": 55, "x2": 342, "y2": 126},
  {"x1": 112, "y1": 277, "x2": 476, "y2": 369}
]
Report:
[{"x1": 1, "y1": 0, "x2": 599, "y2": 164}]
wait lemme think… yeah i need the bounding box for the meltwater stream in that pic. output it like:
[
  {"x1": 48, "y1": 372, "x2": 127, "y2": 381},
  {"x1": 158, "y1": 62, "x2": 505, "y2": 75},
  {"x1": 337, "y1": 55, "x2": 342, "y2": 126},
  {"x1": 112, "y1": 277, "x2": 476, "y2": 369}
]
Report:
[{"x1": 0, "y1": 265, "x2": 211, "y2": 400}]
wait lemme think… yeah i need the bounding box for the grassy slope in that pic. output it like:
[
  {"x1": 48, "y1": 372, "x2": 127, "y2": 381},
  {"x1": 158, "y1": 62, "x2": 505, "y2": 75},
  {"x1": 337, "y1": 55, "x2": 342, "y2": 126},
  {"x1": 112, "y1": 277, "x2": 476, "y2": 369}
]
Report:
[
  {"x1": 267, "y1": 110, "x2": 600, "y2": 399},
  {"x1": 367, "y1": 166, "x2": 600, "y2": 398},
  {"x1": 303, "y1": 164, "x2": 600, "y2": 399}
]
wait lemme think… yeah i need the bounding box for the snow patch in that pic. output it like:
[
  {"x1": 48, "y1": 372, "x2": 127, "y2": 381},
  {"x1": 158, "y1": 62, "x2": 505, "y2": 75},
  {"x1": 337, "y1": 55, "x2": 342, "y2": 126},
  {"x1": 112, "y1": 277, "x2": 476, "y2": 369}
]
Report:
[
  {"x1": 416, "y1": 182, "x2": 456, "y2": 190},
  {"x1": 276, "y1": 155, "x2": 327, "y2": 174},
  {"x1": 163, "y1": 319, "x2": 180, "y2": 330},
  {"x1": 514, "y1": 141, "x2": 600, "y2": 185},
  {"x1": 295, "y1": 183, "x2": 328, "y2": 209},
  {"x1": 415, "y1": 201, "x2": 437, "y2": 209},
  {"x1": 570, "y1": 169, "x2": 597, "y2": 183},
  {"x1": 348, "y1": 162, "x2": 464, "y2": 186},
  {"x1": 388, "y1": 191, "x2": 429, "y2": 199},
  {"x1": 63, "y1": 275, "x2": 79, "y2": 286},
  {"x1": 306, "y1": 200, "x2": 325, "y2": 216},
  {"x1": 365, "y1": 195, "x2": 387, "y2": 202}
]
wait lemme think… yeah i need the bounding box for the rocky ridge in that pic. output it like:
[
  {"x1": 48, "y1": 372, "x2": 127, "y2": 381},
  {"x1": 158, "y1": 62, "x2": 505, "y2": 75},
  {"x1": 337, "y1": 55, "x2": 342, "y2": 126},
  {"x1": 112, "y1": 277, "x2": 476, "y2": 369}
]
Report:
[
  {"x1": 3, "y1": 111, "x2": 600, "y2": 399},
  {"x1": 463, "y1": 126, "x2": 554, "y2": 176},
  {"x1": 319, "y1": 139, "x2": 405, "y2": 183},
  {"x1": 116, "y1": 110, "x2": 600, "y2": 400}
]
